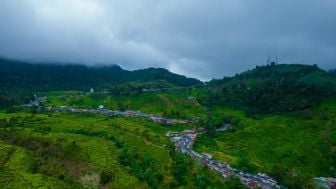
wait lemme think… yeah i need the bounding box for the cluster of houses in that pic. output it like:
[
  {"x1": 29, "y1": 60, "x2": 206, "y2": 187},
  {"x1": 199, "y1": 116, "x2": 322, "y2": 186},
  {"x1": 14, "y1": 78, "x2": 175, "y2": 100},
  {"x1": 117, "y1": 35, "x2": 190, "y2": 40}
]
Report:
[
  {"x1": 167, "y1": 129, "x2": 282, "y2": 189},
  {"x1": 141, "y1": 86, "x2": 198, "y2": 93},
  {"x1": 24, "y1": 95, "x2": 47, "y2": 107},
  {"x1": 141, "y1": 88, "x2": 163, "y2": 92},
  {"x1": 50, "y1": 105, "x2": 191, "y2": 125},
  {"x1": 314, "y1": 177, "x2": 336, "y2": 189},
  {"x1": 24, "y1": 94, "x2": 199, "y2": 126}
]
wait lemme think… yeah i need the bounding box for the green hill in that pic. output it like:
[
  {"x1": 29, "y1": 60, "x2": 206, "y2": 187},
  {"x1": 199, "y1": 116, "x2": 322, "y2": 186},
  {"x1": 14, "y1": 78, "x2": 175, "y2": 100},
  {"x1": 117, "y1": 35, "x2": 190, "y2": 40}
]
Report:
[
  {"x1": 1, "y1": 61, "x2": 335, "y2": 188},
  {"x1": 194, "y1": 98, "x2": 336, "y2": 188},
  {"x1": 0, "y1": 58, "x2": 201, "y2": 107},
  {"x1": 207, "y1": 64, "x2": 336, "y2": 114},
  {"x1": 0, "y1": 113, "x2": 231, "y2": 188},
  {"x1": 0, "y1": 58, "x2": 201, "y2": 91}
]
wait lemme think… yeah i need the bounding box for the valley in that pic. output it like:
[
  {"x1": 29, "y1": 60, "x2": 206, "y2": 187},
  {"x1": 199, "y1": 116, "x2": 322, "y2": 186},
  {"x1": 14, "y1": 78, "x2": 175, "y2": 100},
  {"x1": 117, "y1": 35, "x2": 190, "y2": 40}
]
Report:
[
  {"x1": 0, "y1": 62, "x2": 335, "y2": 189},
  {"x1": 1, "y1": 0, "x2": 336, "y2": 188}
]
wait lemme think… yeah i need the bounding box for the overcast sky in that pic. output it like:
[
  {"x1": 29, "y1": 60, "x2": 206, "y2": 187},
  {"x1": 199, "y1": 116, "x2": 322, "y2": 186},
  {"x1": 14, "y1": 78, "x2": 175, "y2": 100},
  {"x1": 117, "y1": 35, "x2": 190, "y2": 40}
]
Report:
[{"x1": 0, "y1": 0, "x2": 335, "y2": 80}]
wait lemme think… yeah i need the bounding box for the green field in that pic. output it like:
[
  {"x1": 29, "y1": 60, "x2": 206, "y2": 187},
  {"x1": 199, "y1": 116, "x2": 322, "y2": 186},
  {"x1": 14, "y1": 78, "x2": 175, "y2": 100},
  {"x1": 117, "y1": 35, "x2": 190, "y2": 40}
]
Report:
[
  {"x1": 39, "y1": 89, "x2": 208, "y2": 120},
  {"x1": 194, "y1": 98, "x2": 336, "y2": 188},
  {"x1": 1, "y1": 88, "x2": 336, "y2": 188},
  {"x1": 0, "y1": 109, "x2": 234, "y2": 188}
]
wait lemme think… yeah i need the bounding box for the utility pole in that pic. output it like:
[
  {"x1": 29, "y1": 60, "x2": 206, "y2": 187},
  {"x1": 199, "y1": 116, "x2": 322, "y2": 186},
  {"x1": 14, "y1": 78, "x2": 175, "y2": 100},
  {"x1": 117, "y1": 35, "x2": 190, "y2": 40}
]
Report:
[{"x1": 267, "y1": 55, "x2": 271, "y2": 65}]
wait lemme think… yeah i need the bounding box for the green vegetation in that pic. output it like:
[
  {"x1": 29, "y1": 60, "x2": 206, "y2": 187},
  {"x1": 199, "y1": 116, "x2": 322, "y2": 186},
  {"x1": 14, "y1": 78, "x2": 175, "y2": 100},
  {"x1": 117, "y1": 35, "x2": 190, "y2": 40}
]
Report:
[
  {"x1": 41, "y1": 89, "x2": 208, "y2": 120},
  {"x1": 194, "y1": 98, "x2": 336, "y2": 188},
  {"x1": 1, "y1": 62, "x2": 336, "y2": 188},
  {"x1": 0, "y1": 58, "x2": 201, "y2": 107},
  {"x1": 207, "y1": 64, "x2": 336, "y2": 114},
  {"x1": 0, "y1": 112, "x2": 228, "y2": 188},
  {"x1": 108, "y1": 80, "x2": 176, "y2": 94}
]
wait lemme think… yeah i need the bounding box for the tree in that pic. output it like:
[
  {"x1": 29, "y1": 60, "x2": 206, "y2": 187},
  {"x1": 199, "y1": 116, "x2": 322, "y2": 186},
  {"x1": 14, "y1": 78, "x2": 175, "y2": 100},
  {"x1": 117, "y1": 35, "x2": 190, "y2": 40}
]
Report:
[
  {"x1": 192, "y1": 167, "x2": 211, "y2": 188},
  {"x1": 106, "y1": 96, "x2": 118, "y2": 110},
  {"x1": 223, "y1": 176, "x2": 247, "y2": 189},
  {"x1": 100, "y1": 170, "x2": 114, "y2": 185},
  {"x1": 9, "y1": 117, "x2": 19, "y2": 127},
  {"x1": 172, "y1": 153, "x2": 192, "y2": 186},
  {"x1": 0, "y1": 118, "x2": 8, "y2": 128}
]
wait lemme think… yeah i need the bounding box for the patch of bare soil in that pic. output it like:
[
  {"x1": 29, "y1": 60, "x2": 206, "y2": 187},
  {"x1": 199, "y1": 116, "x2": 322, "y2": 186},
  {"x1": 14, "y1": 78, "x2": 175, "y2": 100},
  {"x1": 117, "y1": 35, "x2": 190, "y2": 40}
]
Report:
[{"x1": 80, "y1": 172, "x2": 100, "y2": 189}]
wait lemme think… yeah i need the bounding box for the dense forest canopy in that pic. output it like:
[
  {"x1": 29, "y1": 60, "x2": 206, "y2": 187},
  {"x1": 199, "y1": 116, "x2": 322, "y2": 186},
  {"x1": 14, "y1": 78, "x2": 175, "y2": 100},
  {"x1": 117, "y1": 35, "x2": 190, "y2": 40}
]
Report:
[
  {"x1": 2, "y1": 57, "x2": 335, "y2": 115},
  {"x1": 0, "y1": 58, "x2": 201, "y2": 107},
  {"x1": 207, "y1": 64, "x2": 336, "y2": 114},
  {"x1": 0, "y1": 58, "x2": 201, "y2": 91}
]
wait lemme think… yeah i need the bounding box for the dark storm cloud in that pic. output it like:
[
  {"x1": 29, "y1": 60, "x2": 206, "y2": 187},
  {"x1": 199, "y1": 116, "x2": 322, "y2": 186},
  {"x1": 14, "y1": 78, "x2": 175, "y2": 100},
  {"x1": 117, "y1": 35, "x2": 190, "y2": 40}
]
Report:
[{"x1": 0, "y1": 0, "x2": 335, "y2": 80}]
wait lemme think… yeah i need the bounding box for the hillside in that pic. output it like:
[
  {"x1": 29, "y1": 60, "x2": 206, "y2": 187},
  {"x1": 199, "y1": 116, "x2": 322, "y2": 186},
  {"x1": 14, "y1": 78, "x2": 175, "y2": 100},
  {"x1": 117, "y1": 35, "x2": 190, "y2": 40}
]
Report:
[
  {"x1": 1, "y1": 63, "x2": 336, "y2": 188},
  {"x1": 36, "y1": 83, "x2": 336, "y2": 188},
  {"x1": 207, "y1": 64, "x2": 336, "y2": 114},
  {"x1": 0, "y1": 58, "x2": 201, "y2": 91},
  {"x1": 330, "y1": 69, "x2": 336, "y2": 76},
  {"x1": 0, "y1": 113, "x2": 239, "y2": 188},
  {"x1": 194, "y1": 98, "x2": 336, "y2": 188},
  {"x1": 2, "y1": 85, "x2": 335, "y2": 188},
  {"x1": 0, "y1": 58, "x2": 201, "y2": 107}
]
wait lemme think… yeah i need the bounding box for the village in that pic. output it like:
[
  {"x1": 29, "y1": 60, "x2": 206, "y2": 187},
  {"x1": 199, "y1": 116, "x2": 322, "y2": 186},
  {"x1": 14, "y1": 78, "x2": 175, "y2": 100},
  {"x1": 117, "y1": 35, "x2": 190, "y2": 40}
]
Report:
[
  {"x1": 24, "y1": 95, "x2": 192, "y2": 126},
  {"x1": 51, "y1": 105, "x2": 191, "y2": 125},
  {"x1": 166, "y1": 129, "x2": 283, "y2": 189},
  {"x1": 314, "y1": 177, "x2": 336, "y2": 189},
  {"x1": 23, "y1": 95, "x2": 282, "y2": 188},
  {"x1": 23, "y1": 95, "x2": 336, "y2": 189}
]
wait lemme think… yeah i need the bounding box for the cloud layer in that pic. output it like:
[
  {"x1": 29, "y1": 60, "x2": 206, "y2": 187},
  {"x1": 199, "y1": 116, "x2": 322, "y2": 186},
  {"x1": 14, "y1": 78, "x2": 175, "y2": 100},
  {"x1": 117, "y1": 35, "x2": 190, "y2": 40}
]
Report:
[{"x1": 0, "y1": 0, "x2": 335, "y2": 80}]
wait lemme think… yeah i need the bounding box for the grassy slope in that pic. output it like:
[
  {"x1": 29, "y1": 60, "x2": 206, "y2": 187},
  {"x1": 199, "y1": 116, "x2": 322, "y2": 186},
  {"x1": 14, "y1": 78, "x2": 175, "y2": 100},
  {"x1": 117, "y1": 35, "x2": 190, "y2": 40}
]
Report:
[
  {"x1": 40, "y1": 89, "x2": 208, "y2": 120},
  {"x1": 194, "y1": 97, "x2": 336, "y2": 185},
  {"x1": 40, "y1": 90, "x2": 336, "y2": 181},
  {"x1": 0, "y1": 111, "x2": 228, "y2": 188},
  {"x1": 4, "y1": 88, "x2": 336, "y2": 188}
]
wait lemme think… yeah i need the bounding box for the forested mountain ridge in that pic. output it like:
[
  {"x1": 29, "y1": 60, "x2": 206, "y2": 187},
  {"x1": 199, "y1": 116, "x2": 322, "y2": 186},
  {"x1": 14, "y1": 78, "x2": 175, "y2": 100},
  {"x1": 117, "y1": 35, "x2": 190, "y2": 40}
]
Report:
[
  {"x1": 1, "y1": 60, "x2": 336, "y2": 188},
  {"x1": 207, "y1": 64, "x2": 336, "y2": 114},
  {"x1": 0, "y1": 58, "x2": 202, "y2": 107},
  {"x1": 0, "y1": 58, "x2": 201, "y2": 91}
]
